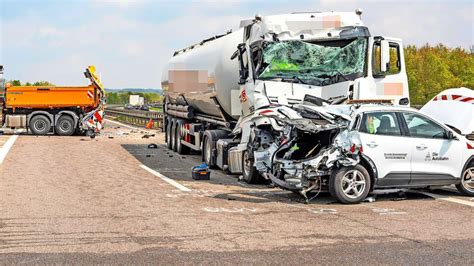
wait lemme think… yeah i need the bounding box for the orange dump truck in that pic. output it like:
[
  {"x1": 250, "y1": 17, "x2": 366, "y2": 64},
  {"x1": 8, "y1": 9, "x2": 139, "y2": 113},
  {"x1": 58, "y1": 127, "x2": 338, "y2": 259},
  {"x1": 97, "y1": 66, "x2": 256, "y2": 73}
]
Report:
[{"x1": 1, "y1": 66, "x2": 106, "y2": 136}]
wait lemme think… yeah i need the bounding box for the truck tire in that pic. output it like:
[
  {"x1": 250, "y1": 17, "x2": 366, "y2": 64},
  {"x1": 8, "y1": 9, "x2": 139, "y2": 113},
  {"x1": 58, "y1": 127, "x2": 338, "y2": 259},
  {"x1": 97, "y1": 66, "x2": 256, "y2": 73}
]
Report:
[
  {"x1": 171, "y1": 120, "x2": 177, "y2": 152},
  {"x1": 29, "y1": 115, "x2": 51, "y2": 135},
  {"x1": 456, "y1": 162, "x2": 474, "y2": 196},
  {"x1": 175, "y1": 122, "x2": 190, "y2": 155},
  {"x1": 166, "y1": 119, "x2": 172, "y2": 150},
  {"x1": 55, "y1": 115, "x2": 76, "y2": 136},
  {"x1": 203, "y1": 136, "x2": 215, "y2": 167},
  {"x1": 329, "y1": 164, "x2": 371, "y2": 204},
  {"x1": 242, "y1": 149, "x2": 260, "y2": 184}
]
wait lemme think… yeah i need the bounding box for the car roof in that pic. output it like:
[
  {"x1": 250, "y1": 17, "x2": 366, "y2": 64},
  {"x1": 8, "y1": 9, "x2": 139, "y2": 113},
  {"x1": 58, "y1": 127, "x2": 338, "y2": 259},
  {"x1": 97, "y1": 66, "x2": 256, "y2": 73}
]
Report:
[{"x1": 352, "y1": 104, "x2": 417, "y2": 114}]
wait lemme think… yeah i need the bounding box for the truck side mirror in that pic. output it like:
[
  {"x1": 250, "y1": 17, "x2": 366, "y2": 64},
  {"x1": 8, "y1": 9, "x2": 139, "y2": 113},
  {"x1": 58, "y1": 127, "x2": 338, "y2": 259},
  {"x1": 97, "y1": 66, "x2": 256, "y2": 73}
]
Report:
[{"x1": 380, "y1": 40, "x2": 390, "y2": 72}]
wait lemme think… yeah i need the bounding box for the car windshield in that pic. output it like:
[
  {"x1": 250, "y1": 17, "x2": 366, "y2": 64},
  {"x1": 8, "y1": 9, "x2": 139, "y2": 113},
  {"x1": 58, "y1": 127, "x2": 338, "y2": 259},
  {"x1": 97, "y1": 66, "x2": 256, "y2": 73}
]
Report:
[{"x1": 258, "y1": 38, "x2": 367, "y2": 86}]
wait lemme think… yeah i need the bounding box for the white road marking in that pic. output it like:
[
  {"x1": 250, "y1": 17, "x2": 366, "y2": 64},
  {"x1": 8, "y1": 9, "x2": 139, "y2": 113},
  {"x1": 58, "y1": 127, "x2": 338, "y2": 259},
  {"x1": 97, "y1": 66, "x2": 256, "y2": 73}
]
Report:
[
  {"x1": 0, "y1": 135, "x2": 18, "y2": 164},
  {"x1": 140, "y1": 164, "x2": 191, "y2": 192},
  {"x1": 104, "y1": 118, "x2": 141, "y2": 130},
  {"x1": 203, "y1": 207, "x2": 257, "y2": 213},
  {"x1": 412, "y1": 190, "x2": 474, "y2": 207}
]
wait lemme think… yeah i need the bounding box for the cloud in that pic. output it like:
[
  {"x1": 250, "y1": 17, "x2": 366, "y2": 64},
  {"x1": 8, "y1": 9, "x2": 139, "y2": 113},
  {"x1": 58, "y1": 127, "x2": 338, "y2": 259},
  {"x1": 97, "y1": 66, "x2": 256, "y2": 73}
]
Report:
[{"x1": 1, "y1": 0, "x2": 472, "y2": 88}]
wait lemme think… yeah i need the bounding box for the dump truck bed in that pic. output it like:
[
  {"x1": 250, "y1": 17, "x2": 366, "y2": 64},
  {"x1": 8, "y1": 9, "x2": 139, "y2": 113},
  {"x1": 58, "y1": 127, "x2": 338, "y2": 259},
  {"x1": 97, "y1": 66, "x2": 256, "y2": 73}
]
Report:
[{"x1": 5, "y1": 85, "x2": 98, "y2": 109}]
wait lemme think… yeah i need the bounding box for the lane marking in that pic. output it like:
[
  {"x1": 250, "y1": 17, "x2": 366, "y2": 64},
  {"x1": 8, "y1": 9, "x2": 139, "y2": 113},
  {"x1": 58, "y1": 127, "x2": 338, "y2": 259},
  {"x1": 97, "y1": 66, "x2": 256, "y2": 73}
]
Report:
[
  {"x1": 140, "y1": 164, "x2": 191, "y2": 192},
  {"x1": 411, "y1": 190, "x2": 474, "y2": 207},
  {"x1": 104, "y1": 118, "x2": 141, "y2": 130},
  {"x1": 0, "y1": 135, "x2": 18, "y2": 164}
]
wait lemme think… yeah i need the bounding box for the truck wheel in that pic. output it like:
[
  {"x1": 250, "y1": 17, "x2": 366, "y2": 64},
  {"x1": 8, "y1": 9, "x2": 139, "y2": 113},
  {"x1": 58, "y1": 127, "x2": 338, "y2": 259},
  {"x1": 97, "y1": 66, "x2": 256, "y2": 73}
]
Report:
[
  {"x1": 242, "y1": 149, "x2": 260, "y2": 184},
  {"x1": 456, "y1": 163, "x2": 474, "y2": 196},
  {"x1": 203, "y1": 136, "x2": 215, "y2": 167},
  {"x1": 329, "y1": 164, "x2": 371, "y2": 204},
  {"x1": 175, "y1": 123, "x2": 190, "y2": 155},
  {"x1": 55, "y1": 115, "x2": 76, "y2": 136},
  {"x1": 171, "y1": 120, "x2": 177, "y2": 152},
  {"x1": 29, "y1": 115, "x2": 51, "y2": 135},
  {"x1": 166, "y1": 120, "x2": 172, "y2": 150}
]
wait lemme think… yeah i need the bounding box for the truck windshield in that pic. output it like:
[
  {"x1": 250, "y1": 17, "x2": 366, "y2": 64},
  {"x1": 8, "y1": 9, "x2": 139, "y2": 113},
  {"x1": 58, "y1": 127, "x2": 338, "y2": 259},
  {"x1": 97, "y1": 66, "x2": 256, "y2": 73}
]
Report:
[{"x1": 257, "y1": 38, "x2": 367, "y2": 86}]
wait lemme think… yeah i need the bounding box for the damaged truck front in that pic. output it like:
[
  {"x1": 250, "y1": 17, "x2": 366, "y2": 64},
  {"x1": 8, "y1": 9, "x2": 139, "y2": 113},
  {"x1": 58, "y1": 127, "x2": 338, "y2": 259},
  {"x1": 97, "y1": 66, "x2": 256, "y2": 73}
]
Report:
[{"x1": 245, "y1": 103, "x2": 367, "y2": 203}]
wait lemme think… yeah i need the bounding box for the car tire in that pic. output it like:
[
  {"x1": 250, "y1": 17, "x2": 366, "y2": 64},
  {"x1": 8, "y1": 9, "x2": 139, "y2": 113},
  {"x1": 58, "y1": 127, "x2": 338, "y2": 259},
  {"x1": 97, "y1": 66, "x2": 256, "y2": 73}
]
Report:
[
  {"x1": 55, "y1": 115, "x2": 76, "y2": 136},
  {"x1": 329, "y1": 164, "x2": 371, "y2": 204},
  {"x1": 175, "y1": 122, "x2": 190, "y2": 155},
  {"x1": 29, "y1": 115, "x2": 51, "y2": 135},
  {"x1": 241, "y1": 149, "x2": 260, "y2": 184},
  {"x1": 456, "y1": 162, "x2": 474, "y2": 196}
]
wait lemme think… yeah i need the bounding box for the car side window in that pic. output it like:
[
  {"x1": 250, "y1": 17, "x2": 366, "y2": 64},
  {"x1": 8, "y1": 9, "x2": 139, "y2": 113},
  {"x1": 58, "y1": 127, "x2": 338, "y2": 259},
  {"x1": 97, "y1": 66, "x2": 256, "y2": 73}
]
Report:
[
  {"x1": 402, "y1": 112, "x2": 447, "y2": 139},
  {"x1": 359, "y1": 112, "x2": 402, "y2": 136}
]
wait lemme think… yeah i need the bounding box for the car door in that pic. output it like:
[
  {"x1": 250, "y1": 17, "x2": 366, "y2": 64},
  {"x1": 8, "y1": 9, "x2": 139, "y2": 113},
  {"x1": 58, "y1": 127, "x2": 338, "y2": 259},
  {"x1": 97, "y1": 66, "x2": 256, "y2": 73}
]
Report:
[
  {"x1": 400, "y1": 111, "x2": 464, "y2": 185},
  {"x1": 357, "y1": 111, "x2": 412, "y2": 186}
]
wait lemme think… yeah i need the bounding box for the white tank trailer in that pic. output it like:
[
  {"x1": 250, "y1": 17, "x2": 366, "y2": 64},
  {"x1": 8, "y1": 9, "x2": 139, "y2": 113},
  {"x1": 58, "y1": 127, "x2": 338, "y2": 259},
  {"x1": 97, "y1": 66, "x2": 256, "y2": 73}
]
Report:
[{"x1": 161, "y1": 10, "x2": 411, "y2": 183}]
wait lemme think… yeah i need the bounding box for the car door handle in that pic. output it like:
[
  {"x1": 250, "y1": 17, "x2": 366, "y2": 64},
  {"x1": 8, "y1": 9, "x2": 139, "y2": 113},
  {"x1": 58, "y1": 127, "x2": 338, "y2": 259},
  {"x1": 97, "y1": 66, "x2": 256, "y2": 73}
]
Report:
[
  {"x1": 416, "y1": 144, "x2": 427, "y2": 150},
  {"x1": 366, "y1": 142, "x2": 378, "y2": 148}
]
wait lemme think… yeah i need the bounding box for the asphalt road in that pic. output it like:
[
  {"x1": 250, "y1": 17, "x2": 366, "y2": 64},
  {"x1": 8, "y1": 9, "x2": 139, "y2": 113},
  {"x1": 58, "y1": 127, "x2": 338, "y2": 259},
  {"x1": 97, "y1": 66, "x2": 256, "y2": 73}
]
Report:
[{"x1": 0, "y1": 121, "x2": 473, "y2": 264}]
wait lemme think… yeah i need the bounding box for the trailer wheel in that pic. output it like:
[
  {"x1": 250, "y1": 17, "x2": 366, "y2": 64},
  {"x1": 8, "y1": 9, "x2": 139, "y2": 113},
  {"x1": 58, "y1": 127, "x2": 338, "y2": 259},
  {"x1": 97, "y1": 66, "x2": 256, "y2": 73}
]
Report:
[
  {"x1": 329, "y1": 164, "x2": 371, "y2": 204},
  {"x1": 242, "y1": 149, "x2": 260, "y2": 184},
  {"x1": 175, "y1": 122, "x2": 190, "y2": 155},
  {"x1": 171, "y1": 120, "x2": 177, "y2": 152},
  {"x1": 29, "y1": 115, "x2": 51, "y2": 135},
  {"x1": 166, "y1": 119, "x2": 172, "y2": 150},
  {"x1": 55, "y1": 115, "x2": 76, "y2": 136}
]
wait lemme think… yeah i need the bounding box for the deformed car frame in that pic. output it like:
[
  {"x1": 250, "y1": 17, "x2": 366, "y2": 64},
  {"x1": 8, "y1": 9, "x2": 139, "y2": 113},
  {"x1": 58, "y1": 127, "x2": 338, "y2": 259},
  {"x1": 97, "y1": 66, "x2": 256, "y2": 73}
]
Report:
[{"x1": 244, "y1": 99, "x2": 367, "y2": 203}]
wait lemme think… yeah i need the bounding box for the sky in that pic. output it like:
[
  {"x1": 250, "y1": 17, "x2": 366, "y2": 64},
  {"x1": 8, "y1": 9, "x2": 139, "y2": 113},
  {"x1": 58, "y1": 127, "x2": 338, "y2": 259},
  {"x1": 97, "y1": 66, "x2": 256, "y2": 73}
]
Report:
[{"x1": 0, "y1": 0, "x2": 472, "y2": 88}]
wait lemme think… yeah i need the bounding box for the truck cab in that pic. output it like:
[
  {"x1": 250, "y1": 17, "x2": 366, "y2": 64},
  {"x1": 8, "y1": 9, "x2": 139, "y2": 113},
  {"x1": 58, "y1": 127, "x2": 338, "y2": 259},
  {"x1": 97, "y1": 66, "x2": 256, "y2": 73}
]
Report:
[{"x1": 234, "y1": 11, "x2": 409, "y2": 117}]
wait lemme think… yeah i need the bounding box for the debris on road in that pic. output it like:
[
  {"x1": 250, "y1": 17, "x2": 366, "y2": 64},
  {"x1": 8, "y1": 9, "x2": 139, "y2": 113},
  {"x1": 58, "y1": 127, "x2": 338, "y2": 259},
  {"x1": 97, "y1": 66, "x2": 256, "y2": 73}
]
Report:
[
  {"x1": 142, "y1": 134, "x2": 155, "y2": 139},
  {"x1": 192, "y1": 163, "x2": 211, "y2": 180},
  {"x1": 148, "y1": 143, "x2": 158, "y2": 149}
]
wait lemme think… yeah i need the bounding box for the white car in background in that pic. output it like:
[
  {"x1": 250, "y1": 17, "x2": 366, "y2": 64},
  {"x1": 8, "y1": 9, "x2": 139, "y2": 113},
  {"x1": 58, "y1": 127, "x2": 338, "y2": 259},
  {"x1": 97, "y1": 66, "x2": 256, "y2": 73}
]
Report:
[
  {"x1": 339, "y1": 105, "x2": 474, "y2": 203},
  {"x1": 420, "y1": 87, "x2": 474, "y2": 137}
]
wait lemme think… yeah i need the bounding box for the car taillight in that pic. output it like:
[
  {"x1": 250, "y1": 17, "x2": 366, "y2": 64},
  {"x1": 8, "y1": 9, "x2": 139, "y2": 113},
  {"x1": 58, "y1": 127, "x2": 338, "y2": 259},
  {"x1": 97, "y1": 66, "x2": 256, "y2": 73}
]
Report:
[{"x1": 467, "y1": 142, "x2": 474, "y2": 149}]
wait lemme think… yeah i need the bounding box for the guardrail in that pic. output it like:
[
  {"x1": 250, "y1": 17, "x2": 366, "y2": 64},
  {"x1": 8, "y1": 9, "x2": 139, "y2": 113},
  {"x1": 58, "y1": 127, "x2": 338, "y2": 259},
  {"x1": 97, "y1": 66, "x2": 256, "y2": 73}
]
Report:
[{"x1": 105, "y1": 107, "x2": 164, "y2": 131}]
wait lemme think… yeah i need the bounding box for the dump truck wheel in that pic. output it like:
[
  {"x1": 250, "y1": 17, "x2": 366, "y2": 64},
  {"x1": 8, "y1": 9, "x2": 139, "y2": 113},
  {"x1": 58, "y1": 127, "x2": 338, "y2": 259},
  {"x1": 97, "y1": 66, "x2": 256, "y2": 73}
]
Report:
[
  {"x1": 56, "y1": 115, "x2": 76, "y2": 136},
  {"x1": 329, "y1": 164, "x2": 371, "y2": 204},
  {"x1": 242, "y1": 149, "x2": 260, "y2": 184},
  {"x1": 29, "y1": 115, "x2": 51, "y2": 135}
]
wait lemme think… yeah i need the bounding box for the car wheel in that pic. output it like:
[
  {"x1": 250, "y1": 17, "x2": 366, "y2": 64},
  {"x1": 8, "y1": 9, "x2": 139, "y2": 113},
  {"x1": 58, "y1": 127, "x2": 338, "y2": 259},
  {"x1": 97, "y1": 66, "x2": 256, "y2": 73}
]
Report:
[
  {"x1": 29, "y1": 115, "x2": 51, "y2": 135},
  {"x1": 55, "y1": 115, "x2": 76, "y2": 136},
  {"x1": 456, "y1": 163, "x2": 474, "y2": 196},
  {"x1": 241, "y1": 149, "x2": 260, "y2": 184},
  {"x1": 329, "y1": 164, "x2": 371, "y2": 204}
]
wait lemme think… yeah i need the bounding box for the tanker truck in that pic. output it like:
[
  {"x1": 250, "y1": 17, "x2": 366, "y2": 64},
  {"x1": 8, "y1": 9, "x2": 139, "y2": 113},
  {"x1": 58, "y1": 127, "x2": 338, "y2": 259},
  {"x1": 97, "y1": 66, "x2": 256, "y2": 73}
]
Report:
[{"x1": 161, "y1": 10, "x2": 410, "y2": 184}]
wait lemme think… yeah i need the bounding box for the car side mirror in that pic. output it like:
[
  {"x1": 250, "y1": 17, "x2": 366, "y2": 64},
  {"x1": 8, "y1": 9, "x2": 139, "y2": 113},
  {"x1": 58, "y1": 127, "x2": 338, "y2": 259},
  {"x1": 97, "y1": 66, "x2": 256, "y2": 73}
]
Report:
[
  {"x1": 446, "y1": 130, "x2": 456, "y2": 140},
  {"x1": 380, "y1": 40, "x2": 390, "y2": 73}
]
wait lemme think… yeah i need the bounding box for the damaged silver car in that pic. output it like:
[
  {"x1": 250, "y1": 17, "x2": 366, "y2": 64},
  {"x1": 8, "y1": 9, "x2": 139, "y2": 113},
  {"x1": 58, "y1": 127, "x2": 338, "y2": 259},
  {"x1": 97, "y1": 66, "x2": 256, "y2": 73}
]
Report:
[
  {"x1": 242, "y1": 101, "x2": 474, "y2": 204},
  {"x1": 242, "y1": 99, "x2": 368, "y2": 204}
]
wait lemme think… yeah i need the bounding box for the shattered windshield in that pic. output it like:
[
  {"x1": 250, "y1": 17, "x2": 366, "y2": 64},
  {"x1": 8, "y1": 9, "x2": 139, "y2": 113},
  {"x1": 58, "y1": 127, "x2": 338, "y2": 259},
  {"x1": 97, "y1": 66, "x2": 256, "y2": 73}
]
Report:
[{"x1": 258, "y1": 38, "x2": 367, "y2": 86}]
